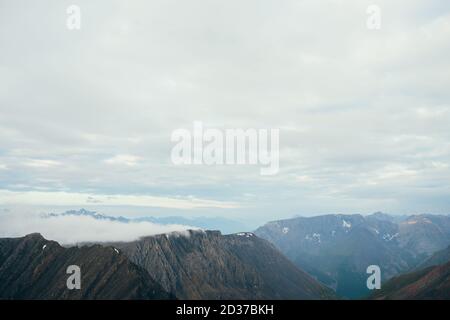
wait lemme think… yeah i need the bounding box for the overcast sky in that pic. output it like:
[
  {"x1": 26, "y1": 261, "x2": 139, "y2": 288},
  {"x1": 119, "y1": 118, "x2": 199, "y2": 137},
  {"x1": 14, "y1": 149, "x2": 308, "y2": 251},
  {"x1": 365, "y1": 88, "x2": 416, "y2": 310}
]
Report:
[{"x1": 1, "y1": 0, "x2": 450, "y2": 226}]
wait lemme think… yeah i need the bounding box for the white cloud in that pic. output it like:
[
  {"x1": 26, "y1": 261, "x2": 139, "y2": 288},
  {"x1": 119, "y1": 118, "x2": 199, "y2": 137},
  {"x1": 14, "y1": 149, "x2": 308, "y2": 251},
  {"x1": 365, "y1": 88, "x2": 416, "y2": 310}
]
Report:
[
  {"x1": 23, "y1": 159, "x2": 61, "y2": 168},
  {"x1": 0, "y1": 189, "x2": 239, "y2": 209},
  {"x1": 105, "y1": 154, "x2": 142, "y2": 166},
  {"x1": 0, "y1": 0, "x2": 449, "y2": 220},
  {"x1": 0, "y1": 210, "x2": 198, "y2": 245}
]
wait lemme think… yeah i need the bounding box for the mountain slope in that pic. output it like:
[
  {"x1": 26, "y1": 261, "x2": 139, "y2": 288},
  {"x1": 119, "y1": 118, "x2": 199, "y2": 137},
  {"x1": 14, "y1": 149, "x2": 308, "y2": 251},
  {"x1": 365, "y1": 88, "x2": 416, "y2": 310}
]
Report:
[
  {"x1": 417, "y1": 245, "x2": 450, "y2": 269},
  {"x1": 0, "y1": 234, "x2": 172, "y2": 299},
  {"x1": 112, "y1": 230, "x2": 336, "y2": 300},
  {"x1": 254, "y1": 213, "x2": 450, "y2": 298},
  {"x1": 397, "y1": 215, "x2": 450, "y2": 259},
  {"x1": 371, "y1": 261, "x2": 450, "y2": 300}
]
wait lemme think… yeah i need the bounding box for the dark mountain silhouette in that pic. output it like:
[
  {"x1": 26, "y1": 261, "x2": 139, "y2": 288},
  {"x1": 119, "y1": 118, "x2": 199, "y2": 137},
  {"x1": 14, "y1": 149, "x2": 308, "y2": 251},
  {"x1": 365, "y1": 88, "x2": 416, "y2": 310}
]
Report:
[
  {"x1": 111, "y1": 230, "x2": 336, "y2": 300},
  {"x1": 0, "y1": 231, "x2": 335, "y2": 300},
  {"x1": 0, "y1": 233, "x2": 172, "y2": 299}
]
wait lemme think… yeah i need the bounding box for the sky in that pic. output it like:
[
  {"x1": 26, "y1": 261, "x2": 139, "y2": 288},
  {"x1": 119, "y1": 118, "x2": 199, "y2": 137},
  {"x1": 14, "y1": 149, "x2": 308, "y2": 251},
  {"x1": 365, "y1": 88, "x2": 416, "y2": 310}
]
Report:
[{"x1": 1, "y1": 0, "x2": 450, "y2": 230}]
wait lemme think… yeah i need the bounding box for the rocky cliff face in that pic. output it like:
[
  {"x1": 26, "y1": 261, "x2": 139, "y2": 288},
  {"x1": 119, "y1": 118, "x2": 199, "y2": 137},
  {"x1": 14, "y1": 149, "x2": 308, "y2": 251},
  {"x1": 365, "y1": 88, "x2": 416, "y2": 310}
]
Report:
[
  {"x1": 0, "y1": 234, "x2": 172, "y2": 299},
  {"x1": 112, "y1": 230, "x2": 336, "y2": 300},
  {"x1": 0, "y1": 232, "x2": 335, "y2": 300}
]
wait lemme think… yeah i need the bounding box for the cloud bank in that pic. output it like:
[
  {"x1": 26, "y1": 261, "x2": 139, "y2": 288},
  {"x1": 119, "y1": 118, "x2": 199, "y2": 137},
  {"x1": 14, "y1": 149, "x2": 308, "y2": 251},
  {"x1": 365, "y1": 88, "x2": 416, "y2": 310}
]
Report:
[
  {"x1": 0, "y1": 210, "x2": 199, "y2": 245},
  {"x1": 0, "y1": 190, "x2": 239, "y2": 209}
]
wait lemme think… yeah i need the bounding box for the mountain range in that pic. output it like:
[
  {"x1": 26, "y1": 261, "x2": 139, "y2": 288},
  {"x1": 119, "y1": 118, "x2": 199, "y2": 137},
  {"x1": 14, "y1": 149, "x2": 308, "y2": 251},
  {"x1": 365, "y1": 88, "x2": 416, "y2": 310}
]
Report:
[
  {"x1": 0, "y1": 231, "x2": 335, "y2": 300},
  {"x1": 110, "y1": 230, "x2": 335, "y2": 299},
  {"x1": 254, "y1": 212, "x2": 450, "y2": 298},
  {"x1": 46, "y1": 209, "x2": 248, "y2": 234},
  {"x1": 2, "y1": 210, "x2": 450, "y2": 300},
  {"x1": 0, "y1": 233, "x2": 172, "y2": 299}
]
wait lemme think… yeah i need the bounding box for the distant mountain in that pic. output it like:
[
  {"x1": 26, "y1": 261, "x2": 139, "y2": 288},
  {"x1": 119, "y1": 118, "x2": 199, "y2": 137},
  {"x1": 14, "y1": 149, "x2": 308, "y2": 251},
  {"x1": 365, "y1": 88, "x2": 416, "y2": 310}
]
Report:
[
  {"x1": 110, "y1": 230, "x2": 336, "y2": 300},
  {"x1": 397, "y1": 214, "x2": 450, "y2": 258},
  {"x1": 47, "y1": 208, "x2": 130, "y2": 223},
  {"x1": 366, "y1": 212, "x2": 408, "y2": 223},
  {"x1": 255, "y1": 213, "x2": 450, "y2": 299},
  {"x1": 47, "y1": 209, "x2": 248, "y2": 234},
  {"x1": 0, "y1": 234, "x2": 172, "y2": 299},
  {"x1": 417, "y1": 245, "x2": 450, "y2": 269},
  {"x1": 370, "y1": 261, "x2": 450, "y2": 300}
]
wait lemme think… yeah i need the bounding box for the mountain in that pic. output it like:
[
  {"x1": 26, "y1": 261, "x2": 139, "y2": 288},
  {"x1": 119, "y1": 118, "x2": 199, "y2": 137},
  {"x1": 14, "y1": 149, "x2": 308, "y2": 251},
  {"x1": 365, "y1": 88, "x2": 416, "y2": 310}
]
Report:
[
  {"x1": 417, "y1": 245, "x2": 450, "y2": 269},
  {"x1": 47, "y1": 209, "x2": 248, "y2": 234},
  {"x1": 0, "y1": 231, "x2": 335, "y2": 300},
  {"x1": 366, "y1": 212, "x2": 408, "y2": 223},
  {"x1": 134, "y1": 216, "x2": 249, "y2": 235},
  {"x1": 370, "y1": 261, "x2": 450, "y2": 300},
  {"x1": 254, "y1": 213, "x2": 450, "y2": 299},
  {"x1": 0, "y1": 233, "x2": 172, "y2": 299},
  {"x1": 110, "y1": 230, "x2": 336, "y2": 300},
  {"x1": 47, "y1": 209, "x2": 130, "y2": 223},
  {"x1": 397, "y1": 214, "x2": 450, "y2": 258}
]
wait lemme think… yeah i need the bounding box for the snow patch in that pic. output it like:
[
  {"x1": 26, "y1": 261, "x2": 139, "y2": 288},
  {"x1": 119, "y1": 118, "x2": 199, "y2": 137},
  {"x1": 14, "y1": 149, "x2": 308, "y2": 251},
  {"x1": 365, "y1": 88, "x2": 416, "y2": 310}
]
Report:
[
  {"x1": 305, "y1": 233, "x2": 321, "y2": 243},
  {"x1": 237, "y1": 232, "x2": 254, "y2": 238},
  {"x1": 342, "y1": 220, "x2": 352, "y2": 228},
  {"x1": 382, "y1": 233, "x2": 399, "y2": 241}
]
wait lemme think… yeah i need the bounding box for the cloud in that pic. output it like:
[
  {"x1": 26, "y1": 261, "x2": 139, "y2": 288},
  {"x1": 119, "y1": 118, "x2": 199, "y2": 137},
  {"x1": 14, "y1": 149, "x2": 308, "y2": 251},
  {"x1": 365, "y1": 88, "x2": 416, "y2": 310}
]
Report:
[
  {"x1": 105, "y1": 154, "x2": 142, "y2": 166},
  {"x1": 0, "y1": 189, "x2": 239, "y2": 209},
  {"x1": 23, "y1": 159, "x2": 61, "y2": 168},
  {"x1": 0, "y1": 0, "x2": 449, "y2": 221},
  {"x1": 0, "y1": 210, "x2": 198, "y2": 245}
]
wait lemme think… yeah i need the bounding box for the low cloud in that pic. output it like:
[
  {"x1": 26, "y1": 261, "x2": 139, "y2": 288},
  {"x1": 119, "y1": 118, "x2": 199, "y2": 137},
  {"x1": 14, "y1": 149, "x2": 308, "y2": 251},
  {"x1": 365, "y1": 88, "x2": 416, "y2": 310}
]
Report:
[{"x1": 0, "y1": 210, "x2": 199, "y2": 245}]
